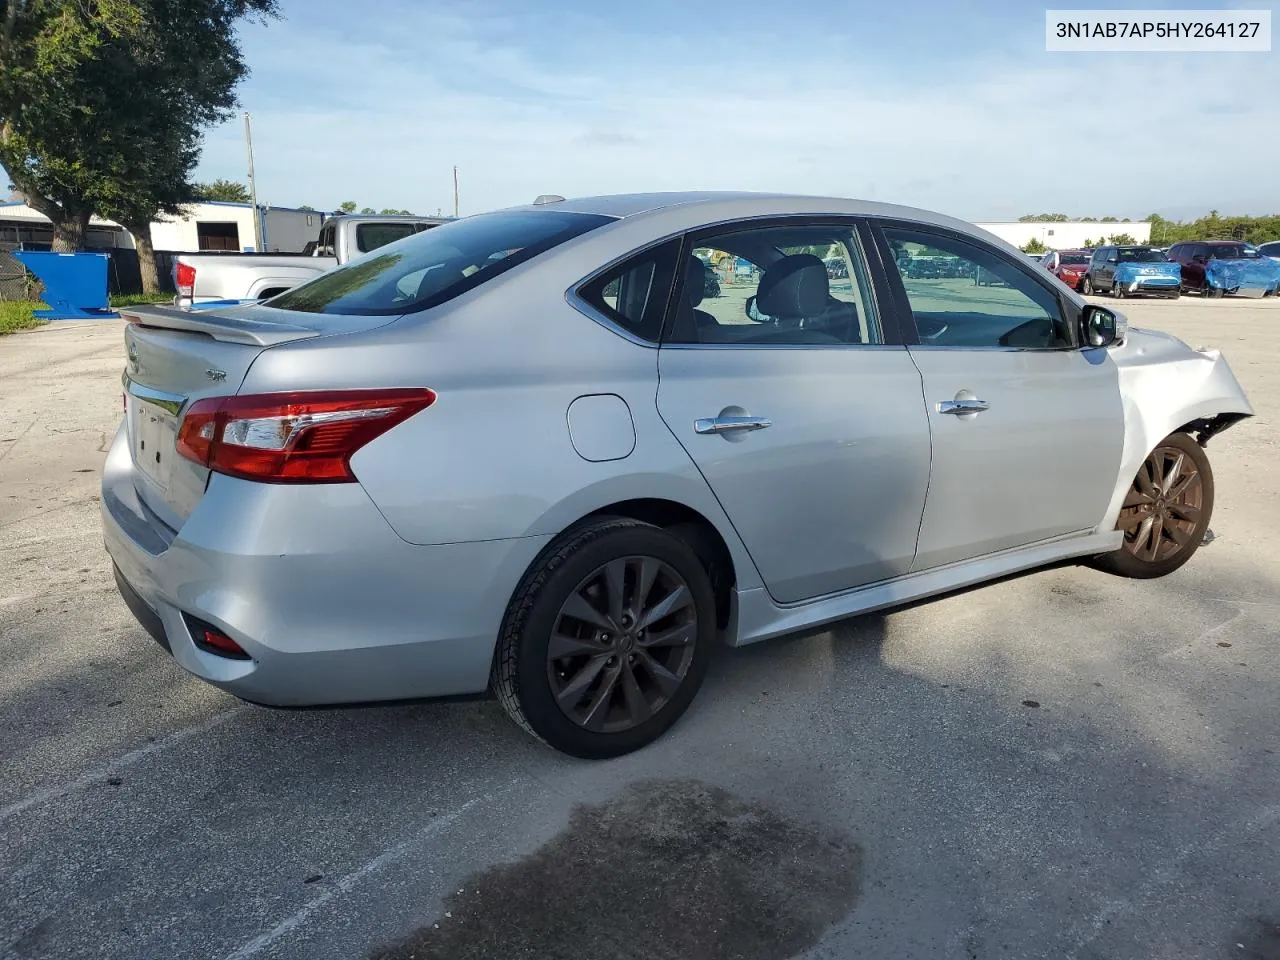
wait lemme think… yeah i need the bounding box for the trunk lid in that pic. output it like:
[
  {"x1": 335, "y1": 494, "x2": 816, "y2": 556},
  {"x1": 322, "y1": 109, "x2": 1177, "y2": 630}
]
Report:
[{"x1": 119, "y1": 303, "x2": 400, "y2": 529}]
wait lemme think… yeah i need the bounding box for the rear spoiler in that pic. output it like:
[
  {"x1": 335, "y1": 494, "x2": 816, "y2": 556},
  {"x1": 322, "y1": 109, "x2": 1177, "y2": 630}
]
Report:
[{"x1": 120, "y1": 305, "x2": 322, "y2": 347}]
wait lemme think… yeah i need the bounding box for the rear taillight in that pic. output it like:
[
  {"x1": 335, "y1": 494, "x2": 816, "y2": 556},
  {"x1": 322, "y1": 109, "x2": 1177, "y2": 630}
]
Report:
[
  {"x1": 175, "y1": 388, "x2": 436, "y2": 483},
  {"x1": 175, "y1": 262, "x2": 196, "y2": 298}
]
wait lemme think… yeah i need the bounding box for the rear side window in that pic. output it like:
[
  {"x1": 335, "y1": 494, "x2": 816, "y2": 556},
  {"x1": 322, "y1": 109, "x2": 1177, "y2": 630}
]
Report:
[
  {"x1": 269, "y1": 211, "x2": 613, "y2": 316},
  {"x1": 356, "y1": 222, "x2": 419, "y2": 253},
  {"x1": 578, "y1": 240, "x2": 681, "y2": 342}
]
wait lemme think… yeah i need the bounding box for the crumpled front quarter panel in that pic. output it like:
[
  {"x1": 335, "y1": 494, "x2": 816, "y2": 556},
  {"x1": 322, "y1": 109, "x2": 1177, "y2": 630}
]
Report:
[{"x1": 1102, "y1": 327, "x2": 1254, "y2": 529}]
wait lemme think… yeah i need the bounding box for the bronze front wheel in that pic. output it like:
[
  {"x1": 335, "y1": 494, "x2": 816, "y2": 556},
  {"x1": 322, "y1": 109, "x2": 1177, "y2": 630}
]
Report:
[{"x1": 1092, "y1": 432, "x2": 1214, "y2": 579}]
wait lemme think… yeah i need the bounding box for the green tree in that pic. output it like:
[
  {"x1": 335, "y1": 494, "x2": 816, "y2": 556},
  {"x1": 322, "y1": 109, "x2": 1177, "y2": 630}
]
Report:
[
  {"x1": 194, "y1": 178, "x2": 252, "y2": 203},
  {"x1": 0, "y1": 0, "x2": 278, "y2": 290},
  {"x1": 379, "y1": 207, "x2": 412, "y2": 215},
  {"x1": 1018, "y1": 213, "x2": 1069, "y2": 222},
  {"x1": 297, "y1": 204, "x2": 315, "y2": 211},
  {"x1": 1100, "y1": 216, "x2": 1118, "y2": 223},
  {"x1": 338, "y1": 201, "x2": 357, "y2": 213},
  {"x1": 1106, "y1": 232, "x2": 1138, "y2": 245},
  {"x1": 1021, "y1": 238, "x2": 1048, "y2": 253},
  {"x1": 359, "y1": 206, "x2": 376, "y2": 214}
]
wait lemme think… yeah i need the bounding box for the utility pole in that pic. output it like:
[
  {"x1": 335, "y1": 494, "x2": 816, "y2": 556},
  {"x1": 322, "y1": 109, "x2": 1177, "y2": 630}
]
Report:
[
  {"x1": 453, "y1": 166, "x2": 459, "y2": 218},
  {"x1": 244, "y1": 112, "x2": 263, "y2": 251}
]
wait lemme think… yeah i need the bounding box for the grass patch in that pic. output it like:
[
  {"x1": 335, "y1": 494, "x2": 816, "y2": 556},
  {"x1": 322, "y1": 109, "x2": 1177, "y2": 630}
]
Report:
[
  {"x1": 0, "y1": 301, "x2": 48, "y2": 335},
  {"x1": 110, "y1": 292, "x2": 173, "y2": 307}
]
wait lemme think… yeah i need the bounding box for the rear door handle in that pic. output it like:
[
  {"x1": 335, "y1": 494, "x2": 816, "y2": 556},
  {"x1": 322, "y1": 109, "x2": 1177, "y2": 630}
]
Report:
[
  {"x1": 937, "y1": 399, "x2": 990, "y2": 415},
  {"x1": 694, "y1": 415, "x2": 772, "y2": 435}
]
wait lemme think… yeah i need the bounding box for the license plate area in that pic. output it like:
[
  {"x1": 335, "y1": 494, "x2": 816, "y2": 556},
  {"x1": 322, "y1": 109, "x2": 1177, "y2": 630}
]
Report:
[{"x1": 132, "y1": 400, "x2": 178, "y2": 491}]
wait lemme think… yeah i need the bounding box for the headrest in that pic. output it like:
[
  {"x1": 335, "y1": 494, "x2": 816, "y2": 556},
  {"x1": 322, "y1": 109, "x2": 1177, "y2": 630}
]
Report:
[
  {"x1": 757, "y1": 254, "x2": 829, "y2": 318},
  {"x1": 685, "y1": 256, "x2": 707, "y2": 307}
]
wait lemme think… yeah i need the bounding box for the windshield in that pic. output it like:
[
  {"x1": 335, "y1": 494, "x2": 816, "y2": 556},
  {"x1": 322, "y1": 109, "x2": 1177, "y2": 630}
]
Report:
[
  {"x1": 1209, "y1": 245, "x2": 1259, "y2": 260},
  {"x1": 1117, "y1": 248, "x2": 1166, "y2": 263},
  {"x1": 1060, "y1": 253, "x2": 1089, "y2": 265},
  {"x1": 269, "y1": 210, "x2": 613, "y2": 315}
]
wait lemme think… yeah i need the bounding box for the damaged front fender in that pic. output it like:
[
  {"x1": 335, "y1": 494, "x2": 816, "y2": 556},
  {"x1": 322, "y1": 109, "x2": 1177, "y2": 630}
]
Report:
[{"x1": 1099, "y1": 325, "x2": 1253, "y2": 532}]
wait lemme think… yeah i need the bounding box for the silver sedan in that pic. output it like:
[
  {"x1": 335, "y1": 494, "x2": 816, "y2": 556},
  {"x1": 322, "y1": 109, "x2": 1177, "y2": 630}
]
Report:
[{"x1": 103, "y1": 192, "x2": 1254, "y2": 757}]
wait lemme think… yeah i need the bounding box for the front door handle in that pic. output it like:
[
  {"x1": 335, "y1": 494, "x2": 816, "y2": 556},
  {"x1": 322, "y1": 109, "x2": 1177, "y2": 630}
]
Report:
[
  {"x1": 694, "y1": 415, "x2": 772, "y2": 435},
  {"x1": 937, "y1": 399, "x2": 990, "y2": 415}
]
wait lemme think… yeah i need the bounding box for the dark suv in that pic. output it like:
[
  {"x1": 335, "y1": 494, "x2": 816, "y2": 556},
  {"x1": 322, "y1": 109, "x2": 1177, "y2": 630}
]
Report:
[
  {"x1": 1082, "y1": 245, "x2": 1180, "y2": 299},
  {"x1": 1167, "y1": 241, "x2": 1263, "y2": 297}
]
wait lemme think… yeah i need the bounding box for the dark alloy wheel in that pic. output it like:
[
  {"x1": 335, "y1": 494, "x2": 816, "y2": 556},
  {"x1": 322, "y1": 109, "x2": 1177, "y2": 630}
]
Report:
[
  {"x1": 546, "y1": 555, "x2": 698, "y2": 734},
  {"x1": 1091, "y1": 432, "x2": 1214, "y2": 579},
  {"x1": 493, "y1": 517, "x2": 716, "y2": 758}
]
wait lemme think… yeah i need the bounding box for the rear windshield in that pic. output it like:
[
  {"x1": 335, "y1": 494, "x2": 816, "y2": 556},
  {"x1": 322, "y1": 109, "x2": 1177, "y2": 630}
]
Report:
[
  {"x1": 269, "y1": 211, "x2": 613, "y2": 315},
  {"x1": 1060, "y1": 253, "x2": 1089, "y2": 265},
  {"x1": 356, "y1": 222, "x2": 419, "y2": 253},
  {"x1": 1117, "y1": 248, "x2": 1166, "y2": 262}
]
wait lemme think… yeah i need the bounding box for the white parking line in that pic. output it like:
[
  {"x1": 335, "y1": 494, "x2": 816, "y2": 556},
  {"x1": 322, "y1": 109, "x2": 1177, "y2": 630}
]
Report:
[
  {"x1": 0, "y1": 707, "x2": 247, "y2": 824},
  {"x1": 222, "y1": 794, "x2": 492, "y2": 960}
]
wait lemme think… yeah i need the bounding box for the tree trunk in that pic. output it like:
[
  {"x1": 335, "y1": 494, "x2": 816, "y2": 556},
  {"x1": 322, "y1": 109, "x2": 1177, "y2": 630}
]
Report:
[
  {"x1": 51, "y1": 211, "x2": 90, "y2": 252},
  {"x1": 131, "y1": 223, "x2": 160, "y2": 294}
]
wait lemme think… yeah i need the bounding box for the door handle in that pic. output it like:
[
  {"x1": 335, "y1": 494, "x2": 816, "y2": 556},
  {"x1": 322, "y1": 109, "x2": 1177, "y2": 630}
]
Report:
[
  {"x1": 694, "y1": 415, "x2": 772, "y2": 435},
  {"x1": 937, "y1": 399, "x2": 990, "y2": 415}
]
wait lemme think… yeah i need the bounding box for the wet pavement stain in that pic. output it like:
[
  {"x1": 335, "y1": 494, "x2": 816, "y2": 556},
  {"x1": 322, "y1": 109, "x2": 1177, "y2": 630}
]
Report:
[
  {"x1": 369, "y1": 779, "x2": 862, "y2": 960},
  {"x1": 1236, "y1": 917, "x2": 1280, "y2": 959}
]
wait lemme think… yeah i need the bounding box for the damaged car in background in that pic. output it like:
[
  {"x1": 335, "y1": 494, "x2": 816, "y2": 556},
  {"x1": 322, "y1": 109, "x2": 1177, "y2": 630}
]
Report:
[{"x1": 103, "y1": 192, "x2": 1253, "y2": 758}]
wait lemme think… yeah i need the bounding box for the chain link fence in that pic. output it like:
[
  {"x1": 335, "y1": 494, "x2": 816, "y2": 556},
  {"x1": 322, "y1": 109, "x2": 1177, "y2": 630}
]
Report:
[{"x1": 0, "y1": 245, "x2": 37, "y2": 301}]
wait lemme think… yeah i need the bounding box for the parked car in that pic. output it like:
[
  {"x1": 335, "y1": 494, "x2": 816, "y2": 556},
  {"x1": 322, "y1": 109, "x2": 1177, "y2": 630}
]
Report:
[
  {"x1": 1041, "y1": 249, "x2": 1092, "y2": 291},
  {"x1": 1166, "y1": 240, "x2": 1280, "y2": 297},
  {"x1": 105, "y1": 192, "x2": 1253, "y2": 758},
  {"x1": 173, "y1": 214, "x2": 452, "y2": 307},
  {"x1": 1083, "y1": 245, "x2": 1181, "y2": 299}
]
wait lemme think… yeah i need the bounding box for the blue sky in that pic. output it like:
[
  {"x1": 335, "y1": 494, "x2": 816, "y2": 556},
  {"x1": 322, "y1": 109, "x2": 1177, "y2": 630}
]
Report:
[{"x1": 194, "y1": 0, "x2": 1280, "y2": 220}]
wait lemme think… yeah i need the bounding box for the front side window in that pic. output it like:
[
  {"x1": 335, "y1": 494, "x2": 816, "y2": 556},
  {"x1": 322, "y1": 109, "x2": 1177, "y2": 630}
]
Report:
[
  {"x1": 883, "y1": 225, "x2": 1072, "y2": 349},
  {"x1": 269, "y1": 211, "x2": 612, "y2": 315},
  {"x1": 667, "y1": 223, "x2": 881, "y2": 345}
]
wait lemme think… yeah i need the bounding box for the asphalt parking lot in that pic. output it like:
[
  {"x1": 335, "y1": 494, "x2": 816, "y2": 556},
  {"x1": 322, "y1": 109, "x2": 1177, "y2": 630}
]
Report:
[{"x1": 2, "y1": 296, "x2": 1279, "y2": 960}]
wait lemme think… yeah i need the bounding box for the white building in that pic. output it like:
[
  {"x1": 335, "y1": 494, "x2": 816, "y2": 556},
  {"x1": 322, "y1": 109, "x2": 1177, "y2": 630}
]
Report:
[
  {"x1": 0, "y1": 200, "x2": 326, "y2": 253},
  {"x1": 975, "y1": 220, "x2": 1151, "y2": 251}
]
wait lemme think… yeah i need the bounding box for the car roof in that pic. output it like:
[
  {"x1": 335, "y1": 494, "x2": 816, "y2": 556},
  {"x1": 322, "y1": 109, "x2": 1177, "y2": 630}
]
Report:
[{"x1": 505, "y1": 191, "x2": 985, "y2": 236}]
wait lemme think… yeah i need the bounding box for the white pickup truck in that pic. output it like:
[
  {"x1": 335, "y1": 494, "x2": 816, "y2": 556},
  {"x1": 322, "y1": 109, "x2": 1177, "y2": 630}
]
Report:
[{"x1": 173, "y1": 214, "x2": 451, "y2": 308}]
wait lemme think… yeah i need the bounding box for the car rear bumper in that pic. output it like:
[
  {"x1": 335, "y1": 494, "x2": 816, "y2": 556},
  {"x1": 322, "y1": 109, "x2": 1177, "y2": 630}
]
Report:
[{"x1": 100, "y1": 424, "x2": 551, "y2": 706}]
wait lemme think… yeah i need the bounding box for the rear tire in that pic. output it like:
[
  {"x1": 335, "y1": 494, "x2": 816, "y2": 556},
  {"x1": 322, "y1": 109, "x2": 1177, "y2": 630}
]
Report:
[
  {"x1": 1206, "y1": 285, "x2": 1224, "y2": 298},
  {"x1": 1090, "y1": 432, "x2": 1213, "y2": 580},
  {"x1": 492, "y1": 517, "x2": 716, "y2": 758},
  {"x1": 1168, "y1": 289, "x2": 1181, "y2": 299}
]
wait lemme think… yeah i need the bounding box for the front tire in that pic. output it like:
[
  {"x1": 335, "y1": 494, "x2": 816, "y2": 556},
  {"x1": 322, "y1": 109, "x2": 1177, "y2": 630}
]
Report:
[
  {"x1": 1082, "y1": 275, "x2": 1094, "y2": 295},
  {"x1": 1091, "y1": 432, "x2": 1214, "y2": 579},
  {"x1": 1113, "y1": 280, "x2": 1125, "y2": 299},
  {"x1": 492, "y1": 517, "x2": 716, "y2": 758}
]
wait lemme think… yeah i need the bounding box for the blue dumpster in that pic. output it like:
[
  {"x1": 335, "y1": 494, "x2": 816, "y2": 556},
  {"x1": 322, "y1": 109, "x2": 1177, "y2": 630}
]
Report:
[{"x1": 11, "y1": 251, "x2": 119, "y2": 320}]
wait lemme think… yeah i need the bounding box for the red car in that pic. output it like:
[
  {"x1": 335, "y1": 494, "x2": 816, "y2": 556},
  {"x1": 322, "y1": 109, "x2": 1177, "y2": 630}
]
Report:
[{"x1": 1041, "y1": 249, "x2": 1092, "y2": 291}]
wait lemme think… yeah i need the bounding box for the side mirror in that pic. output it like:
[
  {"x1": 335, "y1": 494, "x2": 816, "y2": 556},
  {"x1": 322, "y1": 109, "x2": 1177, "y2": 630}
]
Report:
[
  {"x1": 1082, "y1": 304, "x2": 1124, "y2": 348},
  {"x1": 1106, "y1": 256, "x2": 1118, "y2": 264},
  {"x1": 745, "y1": 295, "x2": 768, "y2": 322}
]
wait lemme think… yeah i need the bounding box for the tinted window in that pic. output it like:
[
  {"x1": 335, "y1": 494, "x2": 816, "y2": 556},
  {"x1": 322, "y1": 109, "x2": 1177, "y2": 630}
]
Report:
[
  {"x1": 667, "y1": 223, "x2": 881, "y2": 345},
  {"x1": 1117, "y1": 247, "x2": 1165, "y2": 262},
  {"x1": 578, "y1": 240, "x2": 680, "y2": 342},
  {"x1": 269, "y1": 211, "x2": 612, "y2": 316},
  {"x1": 1210, "y1": 245, "x2": 1260, "y2": 260},
  {"x1": 356, "y1": 222, "x2": 419, "y2": 253},
  {"x1": 884, "y1": 226, "x2": 1071, "y2": 349},
  {"x1": 1061, "y1": 253, "x2": 1090, "y2": 265}
]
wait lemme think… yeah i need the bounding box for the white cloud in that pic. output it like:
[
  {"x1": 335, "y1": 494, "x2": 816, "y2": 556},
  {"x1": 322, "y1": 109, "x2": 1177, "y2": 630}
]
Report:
[{"x1": 199, "y1": 7, "x2": 1280, "y2": 220}]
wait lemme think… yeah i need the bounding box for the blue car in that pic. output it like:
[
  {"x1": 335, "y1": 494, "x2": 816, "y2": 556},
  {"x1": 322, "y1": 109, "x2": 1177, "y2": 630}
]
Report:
[{"x1": 1083, "y1": 245, "x2": 1181, "y2": 299}]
